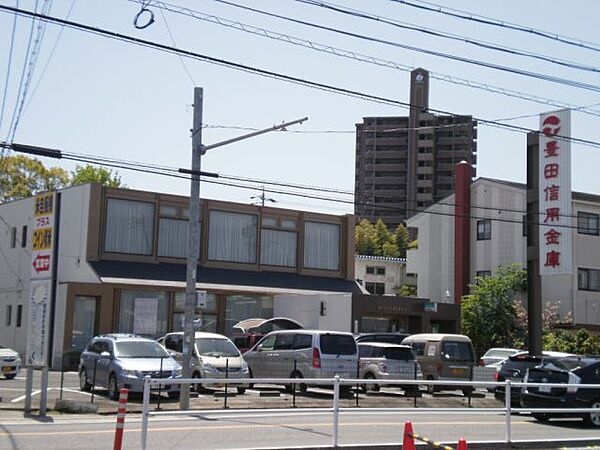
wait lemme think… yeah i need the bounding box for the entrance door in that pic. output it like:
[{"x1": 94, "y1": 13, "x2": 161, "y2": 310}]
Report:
[{"x1": 72, "y1": 296, "x2": 97, "y2": 353}]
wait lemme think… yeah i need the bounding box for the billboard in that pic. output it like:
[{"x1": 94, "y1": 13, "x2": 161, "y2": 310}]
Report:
[{"x1": 538, "y1": 110, "x2": 573, "y2": 275}]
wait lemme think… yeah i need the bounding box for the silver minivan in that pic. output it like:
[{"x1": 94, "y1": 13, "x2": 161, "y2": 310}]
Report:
[
  {"x1": 243, "y1": 330, "x2": 358, "y2": 392},
  {"x1": 358, "y1": 343, "x2": 421, "y2": 393},
  {"x1": 160, "y1": 331, "x2": 250, "y2": 394}
]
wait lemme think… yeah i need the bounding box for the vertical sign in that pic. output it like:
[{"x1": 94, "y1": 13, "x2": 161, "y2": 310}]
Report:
[
  {"x1": 26, "y1": 192, "x2": 55, "y2": 367},
  {"x1": 538, "y1": 110, "x2": 573, "y2": 275}
]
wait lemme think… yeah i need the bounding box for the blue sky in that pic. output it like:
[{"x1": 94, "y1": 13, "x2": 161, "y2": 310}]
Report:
[{"x1": 1, "y1": 0, "x2": 598, "y2": 214}]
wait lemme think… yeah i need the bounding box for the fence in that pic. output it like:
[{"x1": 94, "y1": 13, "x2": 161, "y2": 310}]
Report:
[{"x1": 140, "y1": 376, "x2": 600, "y2": 450}]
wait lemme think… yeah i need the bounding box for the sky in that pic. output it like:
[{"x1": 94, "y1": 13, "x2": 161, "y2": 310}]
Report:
[{"x1": 0, "y1": 0, "x2": 599, "y2": 215}]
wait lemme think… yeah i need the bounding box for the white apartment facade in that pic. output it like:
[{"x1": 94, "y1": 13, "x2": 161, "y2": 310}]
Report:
[{"x1": 354, "y1": 255, "x2": 416, "y2": 295}]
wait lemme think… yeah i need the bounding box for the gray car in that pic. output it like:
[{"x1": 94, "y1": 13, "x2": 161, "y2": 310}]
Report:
[
  {"x1": 79, "y1": 334, "x2": 182, "y2": 400},
  {"x1": 358, "y1": 343, "x2": 421, "y2": 393}
]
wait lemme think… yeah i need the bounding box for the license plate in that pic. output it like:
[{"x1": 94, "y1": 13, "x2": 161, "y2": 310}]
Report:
[
  {"x1": 2, "y1": 366, "x2": 12, "y2": 373},
  {"x1": 452, "y1": 368, "x2": 465, "y2": 375},
  {"x1": 539, "y1": 385, "x2": 551, "y2": 393}
]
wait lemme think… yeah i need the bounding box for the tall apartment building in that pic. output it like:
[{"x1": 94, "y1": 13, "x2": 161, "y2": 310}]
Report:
[{"x1": 354, "y1": 68, "x2": 478, "y2": 229}]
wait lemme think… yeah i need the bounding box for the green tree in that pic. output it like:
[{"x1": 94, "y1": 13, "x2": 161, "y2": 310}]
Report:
[
  {"x1": 373, "y1": 219, "x2": 391, "y2": 256},
  {"x1": 354, "y1": 219, "x2": 408, "y2": 258},
  {"x1": 0, "y1": 155, "x2": 69, "y2": 202},
  {"x1": 461, "y1": 264, "x2": 527, "y2": 357},
  {"x1": 392, "y1": 224, "x2": 409, "y2": 258},
  {"x1": 543, "y1": 328, "x2": 600, "y2": 355},
  {"x1": 395, "y1": 284, "x2": 417, "y2": 297},
  {"x1": 355, "y1": 219, "x2": 379, "y2": 255},
  {"x1": 70, "y1": 165, "x2": 124, "y2": 188}
]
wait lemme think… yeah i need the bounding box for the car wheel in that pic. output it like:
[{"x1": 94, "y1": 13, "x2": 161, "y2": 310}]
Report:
[
  {"x1": 236, "y1": 387, "x2": 246, "y2": 395},
  {"x1": 192, "y1": 371, "x2": 203, "y2": 393},
  {"x1": 462, "y1": 387, "x2": 474, "y2": 397},
  {"x1": 4, "y1": 374, "x2": 16, "y2": 380},
  {"x1": 532, "y1": 413, "x2": 550, "y2": 423},
  {"x1": 79, "y1": 369, "x2": 91, "y2": 392},
  {"x1": 108, "y1": 374, "x2": 119, "y2": 400},
  {"x1": 362, "y1": 373, "x2": 379, "y2": 392},
  {"x1": 583, "y1": 400, "x2": 600, "y2": 428}
]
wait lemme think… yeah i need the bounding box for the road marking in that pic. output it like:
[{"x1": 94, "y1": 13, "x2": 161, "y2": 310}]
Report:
[{"x1": 11, "y1": 389, "x2": 41, "y2": 403}]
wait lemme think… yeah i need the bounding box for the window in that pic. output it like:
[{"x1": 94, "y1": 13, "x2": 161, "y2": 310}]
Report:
[
  {"x1": 158, "y1": 218, "x2": 189, "y2": 258},
  {"x1": 16, "y1": 305, "x2": 22, "y2": 327},
  {"x1": 476, "y1": 270, "x2": 491, "y2": 278},
  {"x1": 5, "y1": 305, "x2": 11, "y2": 326},
  {"x1": 376, "y1": 267, "x2": 386, "y2": 275},
  {"x1": 522, "y1": 214, "x2": 528, "y2": 237},
  {"x1": 304, "y1": 221, "x2": 340, "y2": 271},
  {"x1": 10, "y1": 227, "x2": 16, "y2": 248},
  {"x1": 366, "y1": 266, "x2": 375, "y2": 274},
  {"x1": 104, "y1": 198, "x2": 155, "y2": 255},
  {"x1": 293, "y1": 334, "x2": 312, "y2": 350},
  {"x1": 71, "y1": 296, "x2": 97, "y2": 352},
  {"x1": 578, "y1": 212, "x2": 599, "y2": 236},
  {"x1": 224, "y1": 295, "x2": 273, "y2": 336},
  {"x1": 208, "y1": 210, "x2": 258, "y2": 264},
  {"x1": 477, "y1": 219, "x2": 492, "y2": 240},
  {"x1": 257, "y1": 335, "x2": 275, "y2": 351},
  {"x1": 411, "y1": 342, "x2": 425, "y2": 356},
  {"x1": 173, "y1": 292, "x2": 217, "y2": 332},
  {"x1": 579, "y1": 268, "x2": 600, "y2": 291},
  {"x1": 365, "y1": 282, "x2": 385, "y2": 295},
  {"x1": 261, "y1": 229, "x2": 297, "y2": 267},
  {"x1": 117, "y1": 290, "x2": 169, "y2": 338},
  {"x1": 21, "y1": 226, "x2": 27, "y2": 248},
  {"x1": 274, "y1": 334, "x2": 294, "y2": 350}
]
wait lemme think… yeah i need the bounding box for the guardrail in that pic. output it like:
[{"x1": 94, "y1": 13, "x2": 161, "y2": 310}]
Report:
[{"x1": 140, "y1": 376, "x2": 600, "y2": 450}]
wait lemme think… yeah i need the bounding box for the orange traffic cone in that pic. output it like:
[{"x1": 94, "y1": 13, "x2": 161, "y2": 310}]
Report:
[
  {"x1": 457, "y1": 438, "x2": 468, "y2": 450},
  {"x1": 402, "y1": 421, "x2": 416, "y2": 450}
]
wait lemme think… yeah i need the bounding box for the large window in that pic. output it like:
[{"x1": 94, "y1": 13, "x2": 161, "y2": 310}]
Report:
[
  {"x1": 260, "y1": 217, "x2": 298, "y2": 268},
  {"x1": 208, "y1": 211, "x2": 258, "y2": 264},
  {"x1": 303, "y1": 221, "x2": 340, "y2": 271},
  {"x1": 158, "y1": 218, "x2": 188, "y2": 258},
  {"x1": 173, "y1": 292, "x2": 217, "y2": 333},
  {"x1": 579, "y1": 268, "x2": 600, "y2": 291},
  {"x1": 365, "y1": 282, "x2": 385, "y2": 295},
  {"x1": 118, "y1": 290, "x2": 169, "y2": 338},
  {"x1": 578, "y1": 211, "x2": 599, "y2": 236},
  {"x1": 477, "y1": 219, "x2": 492, "y2": 240},
  {"x1": 224, "y1": 295, "x2": 273, "y2": 336},
  {"x1": 105, "y1": 198, "x2": 155, "y2": 255},
  {"x1": 71, "y1": 296, "x2": 97, "y2": 352}
]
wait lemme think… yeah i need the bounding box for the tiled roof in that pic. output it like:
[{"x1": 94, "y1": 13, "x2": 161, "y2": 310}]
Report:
[{"x1": 355, "y1": 255, "x2": 406, "y2": 263}]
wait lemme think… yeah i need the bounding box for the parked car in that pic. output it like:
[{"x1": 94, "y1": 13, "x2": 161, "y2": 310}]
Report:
[
  {"x1": 358, "y1": 342, "x2": 421, "y2": 393},
  {"x1": 243, "y1": 330, "x2": 358, "y2": 393},
  {"x1": 401, "y1": 333, "x2": 476, "y2": 396},
  {"x1": 79, "y1": 334, "x2": 182, "y2": 400},
  {"x1": 160, "y1": 331, "x2": 250, "y2": 394},
  {"x1": 0, "y1": 345, "x2": 21, "y2": 380},
  {"x1": 521, "y1": 356, "x2": 600, "y2": 427},
  {"x1": 231, "y1": 317, "x2": 303, "y2": 353},
  {"x1": 494, "y1": 351, "x2": 573, "y2": 405},
  {"x1": 480, "y1": 348, "x2": 521, "y2": 366},
  {"x1": 355, "y1": 333, "x2": 410, "y2": 345}
]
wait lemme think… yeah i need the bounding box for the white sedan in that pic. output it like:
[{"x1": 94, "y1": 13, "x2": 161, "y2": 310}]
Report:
[{"x1": 0, "y1": 346, "x2": 21, "y2": 379}]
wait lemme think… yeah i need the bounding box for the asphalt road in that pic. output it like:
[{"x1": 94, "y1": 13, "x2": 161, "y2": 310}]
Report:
[{"x1": 0, "y1": 411, "x2": 598, "y2": 449}]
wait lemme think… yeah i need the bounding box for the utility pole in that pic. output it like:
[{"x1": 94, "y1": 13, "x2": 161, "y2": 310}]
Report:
[
  {"x1": 251, "y1": 186, "x2": 276, "y2": 207},
  {"x1": 179, "y1": 87, "x2": 307, "y2": 410},
  {"x1": 180, "y1": 87, "x2": 203, "y2": 409}
]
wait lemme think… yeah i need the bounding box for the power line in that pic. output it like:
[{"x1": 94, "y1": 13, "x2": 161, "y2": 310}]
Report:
[
  {"x1": 389, "y1": 0, "x2": 600, "y2": 53},
  {"x1": 206, "y1": 0, "x2": 600, "y2": 93},
  {"x1": 0, "y1": 0, "x2": 20, "y2": 138},
  {"x1": 158, "y1": 8, "x2": 195, "y2": 86},
  {"x1": 2, "y1": 5, "x2": 599, "y2": 151},
  {"x1": 130, "y1": 0, "x2": 600, "y2": 117},
  {"x1": 294, "y1": 0, "x2": 600, "y2": 73}
]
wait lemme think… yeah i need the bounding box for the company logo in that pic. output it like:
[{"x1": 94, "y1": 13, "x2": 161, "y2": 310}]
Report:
[
  {"x1": 541, "y1": 115, "x2": 561, "y2": 137},
  {"x1": 32, "y1": 254, "x2": 51, "y2": 273}
]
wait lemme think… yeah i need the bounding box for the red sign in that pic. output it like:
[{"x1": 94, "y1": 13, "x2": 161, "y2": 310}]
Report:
[{"x1": 32, "y1": 254, "x2": 51, "y2": 273}]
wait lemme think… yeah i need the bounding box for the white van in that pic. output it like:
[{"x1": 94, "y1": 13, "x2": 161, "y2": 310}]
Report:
[{"x1": 243, "y1": 330, "x2": 358, "y2": 392}]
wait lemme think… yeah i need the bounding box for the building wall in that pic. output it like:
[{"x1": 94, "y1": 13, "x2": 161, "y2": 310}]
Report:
[
  {"x1": 273, "y1": 293, "x2": 352, "y2": 332},
  {"x1": 354, "y1": 256, "x2": 415, "y2": 295}
]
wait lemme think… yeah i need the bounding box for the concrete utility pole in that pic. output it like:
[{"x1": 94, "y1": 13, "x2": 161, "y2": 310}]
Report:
[{"x1": 179, "y1": 87, "x2": 307, "y2": 410}]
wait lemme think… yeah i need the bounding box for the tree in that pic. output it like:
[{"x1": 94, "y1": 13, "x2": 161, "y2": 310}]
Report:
[
  {"x1": 460, "y1": 264, "x2": 527, "y2": 357},
  {"x1": 0, "y1": 155, "x2": 69, "y2": 202},
  {"x1": 543, "y1": 328, "x2": 600, "y2": 355},
  {"x1": 355, "y1": 219, "x2": 379, "y2": 255},
  {"x1": 354, "y1": 219, "x2": 410, "y2": 258},
  {"x1": 70, "y1": 165, "x2": 124, "y2": 188},
  {"x1": 395, "y1": 284, "x2": 417, "y2": 297}
]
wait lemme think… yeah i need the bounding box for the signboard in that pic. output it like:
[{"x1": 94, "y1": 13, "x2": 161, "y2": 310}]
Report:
[
  {"x1": 133, "y1": 298, "x2": 158, "y2": 335},
  {"x1": 424, "y1": 302, "x2": 438, "y2": 312},
  {"x1": 26, "y1": 192, "x2": 56, "y2": 367},
  {"x1": 196, "y1": 290, "x2": 207, "y2": 308},
  {"x1": 538, "y1": 110, "x2": 573, "y2": 275}
]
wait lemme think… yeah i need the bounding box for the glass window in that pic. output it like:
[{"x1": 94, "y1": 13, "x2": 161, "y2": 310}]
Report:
[
  {"x1": 224, "y1": 295, "x2": 273, "y2": 336},
  {"x1": 477, "y1": 219, "x2": 492, "y2": 240},
  {"x1": 174, "y1": 292, "x2": 217, "y2": 312},
  {"x1": 208, "y1": 210, "x2": 258, "y2": 264},
  {"x1": 365, "y1": 282, "x2": 385, "y2": 295},
  {"x1": 16, "y1": 305, "x2": 22, "y2": 327},
  {"x1": 293, "y1": 334, "x2": 312, "y2": 350},
  {"x1": 579, "y1": 268, "x2": 600, "y2": 291},
  {"x1": 21, "y1": 226, "x2": 27, "y2": 248},
  {"x1": 376, "y1": 267, "x2": 386, "y2": 275},
  {"x1": 522, "y1": 214, "x2": 528, "y2": 237},
  {"x1": 441, "y1": 341, "x2": 474, "y2": 362},
  {"x1": 411, "y1": 342, "x2": 425, "y2": 356},
  {"x1": 173, "y1": 292, "x2": 217, "y2": 332},
  {"x1": 366, "y1": 266, "x2": 375, "y2": 274},
  {"x1": 10, "y1": 227, "x2": 16, "y2": 248},
  {"x1": 159, "y1": 204, "x2": 179, "y2": 217},
  {"x1": 158, "y1": 218, "x2": 189, "y2": 258},
  {"x1": 195, "y1": 338, "x2": 240, "y2": 357},
  {"x1": 118, "y1": 290, "x2": 169, "y2": 339},
  {"x1": 281, "y1": 219, "x2": 297, "y2": 230},
  {"x1": 320, "y1": 334, "x2": 356, "y2": 355},
  {"x1": 578, "y1": 212, "x2": 599, "y2": 236},
  {"x1": 105, "y1": 198, "x2": 155, "y2": 255},
  {"x1": 5, "y1": 305, "x2": 11, "y2": 326},
  {"x1": 274, "y1": 333, "x2": 294, "y2": 350},
  {"x1": 476, "y1": 270, "x2": 491, "y2": 278},
  {"x1": 71, "y1": 296, "x2": 97, "y2": 352},
  {"x1": 114, "y1": 341, "x2": 169, "y2": 358},
  {"x1": 260, "y1": 229, "x2": 297, "y2": 267},
  {"x1": 304, "y1": 221, "x2": 340, "y2": 271},
  {"x1": 261, "y1": 217, "x2": 277, "y2": 228}
]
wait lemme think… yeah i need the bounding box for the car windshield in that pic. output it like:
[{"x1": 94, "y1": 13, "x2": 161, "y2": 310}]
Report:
[
  {"x1": 441, "y1": 341, "x2": 474, "y2": 362},
  {"x1": 542, "y1": 358, "x2": 596, "y2": 372},
  {"x1": 114, "y1": 341, "x2": 170, "y2": 358},
  {"x1": 486, "y1": 349, "x2": 516, "y2": 358},
  {"x1": 195, "y1": 338, "x2": 240, "y2": 357}
]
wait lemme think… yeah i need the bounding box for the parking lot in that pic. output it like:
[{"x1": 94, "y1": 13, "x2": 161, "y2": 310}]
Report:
[{"x1": 0, "y1": 369, "x2": 500, "y2": 414}]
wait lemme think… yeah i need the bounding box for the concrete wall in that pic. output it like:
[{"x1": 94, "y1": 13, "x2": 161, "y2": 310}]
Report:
[
  {"x1": 354, "y1": 256, "x2": 415, "y2": 295},
  {"x1": 273, "y1": 293, "x2": 352, "y2": 332}
]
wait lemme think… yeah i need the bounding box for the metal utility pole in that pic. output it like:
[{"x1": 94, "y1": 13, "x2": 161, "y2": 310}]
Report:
[
  {"x1": 179, "y1": 87, "x2": 307, "y2": 410},
  {"x1": 180, "y1": 87, "x2": 204, "y2": 409},
  {"x1": 251, "y1": 186, "x2": 276, "y2": 207}
]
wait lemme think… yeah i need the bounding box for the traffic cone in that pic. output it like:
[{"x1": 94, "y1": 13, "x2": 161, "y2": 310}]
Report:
[
  {"x1": 402, "y1": 421, "x2": 416, "y2": 450},
  {"x1": 457, "y1": 438, "x2": 468, "y2": 450}
]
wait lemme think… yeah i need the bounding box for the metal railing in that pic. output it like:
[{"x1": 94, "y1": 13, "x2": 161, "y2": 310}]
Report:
[{"x1": 140, "y1": 376, "x2": 600, "y2": 450}]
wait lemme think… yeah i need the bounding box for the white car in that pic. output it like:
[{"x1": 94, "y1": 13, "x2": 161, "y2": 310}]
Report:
[
  {"x1": 480, "y1": 348, "x2": 521, "y2": 366},
  {"x1": 0, "y1": 345, "x2": 21, "y2": 379}
]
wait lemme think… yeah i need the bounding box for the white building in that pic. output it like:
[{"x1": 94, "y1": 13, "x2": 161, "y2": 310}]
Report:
[
  {"x1": 407, "y1": 176, "x2": 600, "y2": 329},
  {"x1": 354, "y1": 255, "x2": 416, "y2": 295}
]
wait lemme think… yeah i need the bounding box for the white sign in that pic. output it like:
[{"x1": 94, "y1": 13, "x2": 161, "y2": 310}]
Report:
[
  {"x1": 196, "y1": 290, "x2": 207, "y2": 308},
  {"x1": 538, "y1": 109, "x2": 573, "y2": 275},
  {"x1": 133, "y1": 298, "x2": 159, "y2": 335},
  {"x1": 25, "y1": 279, "x2": 52, "y2": 367}
]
